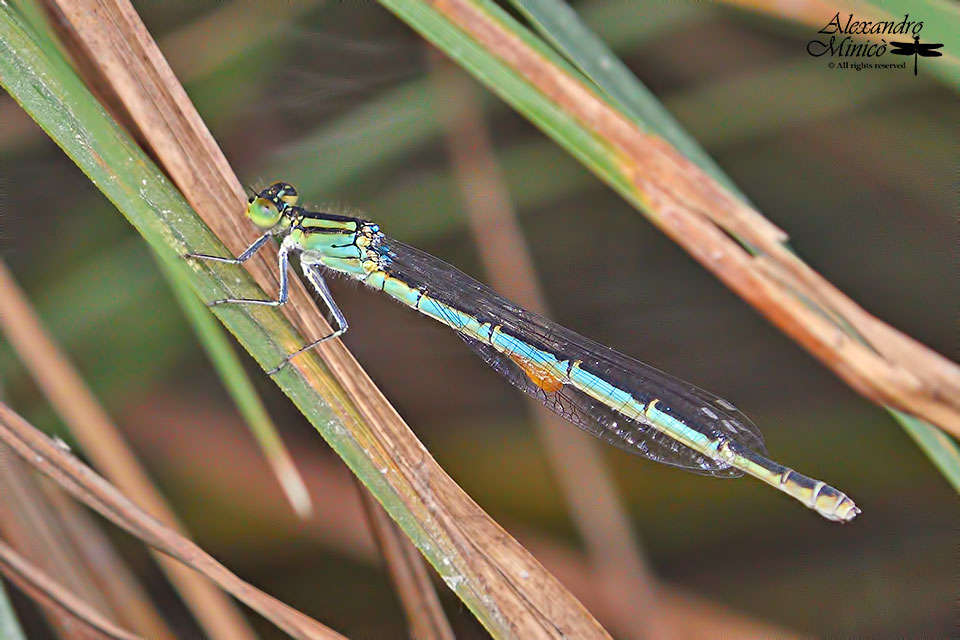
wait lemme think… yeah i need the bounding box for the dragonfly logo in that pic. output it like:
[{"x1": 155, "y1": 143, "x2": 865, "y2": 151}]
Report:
[
  {"x1": 807, "y1": 13, "x2": 943, "y2": 76},
  {"x1": 890, "y1": 35, "x2": 943, "y2": 76}
]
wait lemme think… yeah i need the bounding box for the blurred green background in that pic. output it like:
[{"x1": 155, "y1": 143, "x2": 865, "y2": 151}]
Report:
[{"x1": 1, "y1": 1, "x2": 955, "y2": 637}]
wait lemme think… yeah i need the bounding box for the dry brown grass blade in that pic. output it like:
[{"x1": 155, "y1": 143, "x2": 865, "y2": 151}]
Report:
[
  {"x1": 424, "y1": 0, "x2": 960, "y2": 438},
  {"x1": 0, "y1": 444, "x2": 118, "y2": 639},
  {"x1": 428, "y1": 52, "x2": 668, "y2": 638},
  {"x1": 0, "y1": 402, "x2": 347, "y2": 640},
  {"x1": 0, "y1": 538, "x2": 140, "y2": 640},
  {"x1": 355, "y1": 480, "x2": 455, "y2": 640},
  {"x1": 39, "y1": 484, "x2": 175, "y2": 638},
  {"x1": 0, "y1": 439, "x2": 172, "y2": 638},
  {"x1": 41, "y1": 0, "x2": 609, "y2": 635},
  {"x1": 0, "y1": 2, "x2": 314, "y2": 154},
  {"x1": 0, "y1": 259, "x2": 255, "y2": 638},
  {"x1": 0, "y1": 445, "x2": 112, "y2": 614}
]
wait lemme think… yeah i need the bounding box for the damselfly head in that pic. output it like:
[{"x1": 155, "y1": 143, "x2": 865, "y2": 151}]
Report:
[
  {"x1": 261, "y1": 182, "x2": 299, "y2": 207},
  {"x1": 245, "y1": 182, "x2": 301, "y2": 228}
]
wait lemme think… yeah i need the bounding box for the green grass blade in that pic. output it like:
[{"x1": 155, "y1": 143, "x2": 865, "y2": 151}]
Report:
[
  {"x1": 0, "y1": 0, "x2": 321, "y2": 520},
  {"x1": 895, "y1": 411, "x2": 960, "y2": 493},
  {"x1": 0, "y1": 12, "x2": 293, "y2": 374},
  {"x1": 0, "y1": 580, "x2": 27, "y2": 640},
  {"x1": 156, "y1": 256, "x2": 313, "y2": 518},
  {"x1": 3, "y1": 4, "x2": 313, "y2": 516}
]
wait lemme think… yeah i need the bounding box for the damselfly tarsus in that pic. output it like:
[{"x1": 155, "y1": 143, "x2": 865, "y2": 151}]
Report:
[{"x1": 187, "y1": 182, "x2": 860, "y2": 522}]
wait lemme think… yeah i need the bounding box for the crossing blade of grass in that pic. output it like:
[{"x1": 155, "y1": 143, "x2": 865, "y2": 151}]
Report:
[
  {"x1": 0, "y1": 403, "x2": 345, "y2": 639},
  {"x1": 513, "y1": 0, "x2": 960, "y2": 500},
  {"x1": 40, "y1": 481, "x2": 176, "y2": 638},
  {"x1": 509, "y1": 0, "x2": 743, "y2": 198},
  {"x1": 0, "y1": 540, "x2": 139, "y2": 640},
  {"x1": 0, "y1": 428, "x2": 173, "y2": 638},
  {"x1": 0, "y1": 1, "x2": 610, "y2": 635},
  {"x1": 377, "y1": 0, "x2": 960, "y2": 489},
  {"x1": 0, "y1": 404, "x2": 117, "y2": 620},
  {"x1": 158, "y1": 256, "x2": 314, "y2": 519}
]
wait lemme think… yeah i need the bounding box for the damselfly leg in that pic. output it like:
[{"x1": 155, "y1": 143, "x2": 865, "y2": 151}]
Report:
[
  {"x1": 188, "y1": 235, "x2": 292, "y2": 307},
  {"x1": 265, "y1": 260, "x2": 348, "y2": 374},
  {"x1": 185, "y1": 230, "x2": 274, "y2": 265},
  {"x1": 187, "y1": 237, "x2": 349, "y2": 373}
]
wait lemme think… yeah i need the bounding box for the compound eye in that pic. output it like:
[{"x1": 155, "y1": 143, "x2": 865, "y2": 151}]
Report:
[{"x1": 246, "y1": 197, "x2": 282, "y2": 228}]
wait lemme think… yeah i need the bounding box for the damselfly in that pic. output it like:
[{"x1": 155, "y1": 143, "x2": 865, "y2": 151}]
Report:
[{"x1": 187, "y1": 182, "x2": 859, "y2": 522}]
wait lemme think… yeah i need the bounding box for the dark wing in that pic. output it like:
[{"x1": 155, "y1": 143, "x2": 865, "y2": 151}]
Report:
[
  {"x1": 915, "y1": 43, "x2": 943, "y2": 56},
  {"x1": 380, "y1": 238, "x2": 768, "y2": 477}
]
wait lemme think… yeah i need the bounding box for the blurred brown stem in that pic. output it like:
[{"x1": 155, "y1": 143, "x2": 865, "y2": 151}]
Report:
[
  {"x1": 40, "y1": 482, "x2": 175, "y2": 638},
  {"x1": 355, "y1": 478, "x2": 455, "y2": 640},
  {"x1": 428, "y1": 51, "x2": 668, "y2": 639}
]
